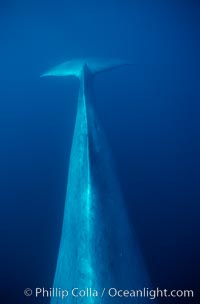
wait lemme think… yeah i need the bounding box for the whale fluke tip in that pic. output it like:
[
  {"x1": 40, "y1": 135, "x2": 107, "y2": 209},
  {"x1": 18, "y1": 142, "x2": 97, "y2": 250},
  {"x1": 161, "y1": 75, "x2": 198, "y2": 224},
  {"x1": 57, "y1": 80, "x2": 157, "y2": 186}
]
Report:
[{"x1": 41, "y1": 57, "x2": 133, "y2": 79}]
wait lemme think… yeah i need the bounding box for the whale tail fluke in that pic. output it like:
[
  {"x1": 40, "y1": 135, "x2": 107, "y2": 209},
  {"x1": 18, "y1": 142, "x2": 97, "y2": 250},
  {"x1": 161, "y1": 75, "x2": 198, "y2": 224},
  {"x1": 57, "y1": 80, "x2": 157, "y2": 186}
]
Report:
[{"x1": 40, "y1": 57, "x2": 132, "y2": 78}]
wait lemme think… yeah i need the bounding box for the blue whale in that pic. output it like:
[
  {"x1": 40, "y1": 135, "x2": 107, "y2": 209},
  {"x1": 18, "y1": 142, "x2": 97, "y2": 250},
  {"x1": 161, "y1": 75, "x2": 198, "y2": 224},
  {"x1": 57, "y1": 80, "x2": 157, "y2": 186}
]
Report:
[{"x1": 42, "y1": 58, "x2": 151, "y2": 303}]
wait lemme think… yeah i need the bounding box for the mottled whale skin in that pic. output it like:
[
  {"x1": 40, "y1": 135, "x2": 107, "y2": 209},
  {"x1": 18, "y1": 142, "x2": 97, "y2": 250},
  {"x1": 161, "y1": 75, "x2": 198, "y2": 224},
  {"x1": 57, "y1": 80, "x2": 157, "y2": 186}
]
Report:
[{"x1": 42, "y1": 59, "x2": 150, "y2": 303}]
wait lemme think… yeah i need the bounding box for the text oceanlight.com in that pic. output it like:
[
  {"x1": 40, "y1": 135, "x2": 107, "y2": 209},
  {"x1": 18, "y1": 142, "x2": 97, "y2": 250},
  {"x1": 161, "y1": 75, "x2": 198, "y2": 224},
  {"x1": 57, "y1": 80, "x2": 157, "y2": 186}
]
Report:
[{"x1": 24, "y1": 287, "x2": 194, "y2": 300}]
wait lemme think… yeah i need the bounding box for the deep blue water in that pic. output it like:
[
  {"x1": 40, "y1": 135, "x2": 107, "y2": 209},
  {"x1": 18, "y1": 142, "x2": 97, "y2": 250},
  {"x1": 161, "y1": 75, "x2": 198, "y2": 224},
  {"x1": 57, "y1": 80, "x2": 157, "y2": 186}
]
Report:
[{"x1": 0, "y1": 1, "x2": 200, "y2": 303}]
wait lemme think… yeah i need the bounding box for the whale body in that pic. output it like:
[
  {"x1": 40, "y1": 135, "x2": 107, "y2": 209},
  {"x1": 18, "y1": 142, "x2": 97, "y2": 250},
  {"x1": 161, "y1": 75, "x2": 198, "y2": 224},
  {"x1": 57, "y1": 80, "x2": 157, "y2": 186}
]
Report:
[{"x1": 42, "y1": 59, "x2": 150, "y2": 303}]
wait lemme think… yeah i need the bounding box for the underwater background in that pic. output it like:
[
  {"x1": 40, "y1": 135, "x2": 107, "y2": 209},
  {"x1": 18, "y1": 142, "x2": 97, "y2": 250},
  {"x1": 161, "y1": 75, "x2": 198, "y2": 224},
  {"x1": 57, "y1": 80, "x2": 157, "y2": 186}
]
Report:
[{"x1": 0, "y1": 0, "x2": 200, "y2": 303}]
